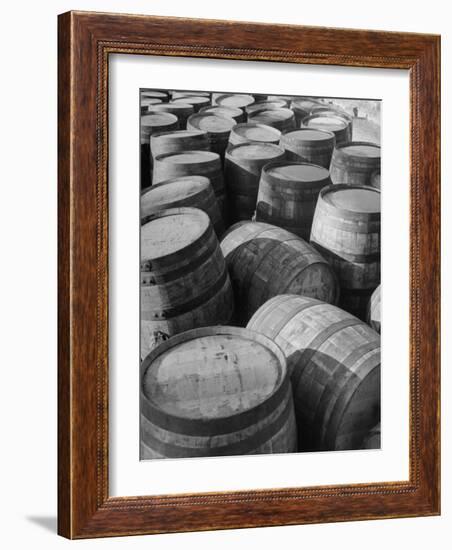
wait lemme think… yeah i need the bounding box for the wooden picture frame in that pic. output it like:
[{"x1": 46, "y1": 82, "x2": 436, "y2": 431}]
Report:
[{"x1": 58, "y1": 10, "x2": 440, "y2": 539}]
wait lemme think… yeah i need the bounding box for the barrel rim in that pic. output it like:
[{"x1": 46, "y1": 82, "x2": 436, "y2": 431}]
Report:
[
  {"x1": 226, "y1": 141, "x2": 286, "y2": 161},
  {"x1": 230, "y1": 122, "x2": 282, "y2": 141},
  {"x1": 199, "y1": 104, "x2": 243, "y2": 117},
  {"x1": 140, "y1": 112, "x2": 179, "y2": 126},
  {"x1": 310, "y1": 106, "x2": 353, "y2": 120},
  {"x1": 142, "y1": 175, "x2": 211, "y2": 195},
  {"x1": 318, "y1": 183, "x2": 381, "y2": 216},
  {"x1": 280, "y1": 127, "x2": 336, "y2": 142},
  {"x1": 140, "y1": 325, "x2": 290, "y2": 431},
  {"x1": 248, "y1": 107, "x2": 295, "y2": 122},
  {"x1": 154, "y1": 149, "x2": 220, "y2": 165},
  {"x1": 150, "y1": 129, "x2": 208, "y2": 141},
  {"x1": 302, "y1": 113, "x2": 349, "y2": 129},
  {"x1": 172, "y1": 96, "x2": 211, "y2": 104},
  {"x1": 290, "y1": 98, "x2": 322, "y2": 109},
  {"x1": 245, "y1": 99, "x2": 288, "y2": 114},
  {"x1": 215, "y1": 93, "x2": 255, "y2": 107},
  {"x1": 187, "y1": 112, "x2": 237, "y2": 133},
  {"x1": 333, "y1": 141, "x2": 381, "y2": 159},
  {"x1": 141, "y1": 206, "x2": 212, "y2": 262},
  {"x1": 261, "y1": 160, "x2": 331, "y2": 185}
]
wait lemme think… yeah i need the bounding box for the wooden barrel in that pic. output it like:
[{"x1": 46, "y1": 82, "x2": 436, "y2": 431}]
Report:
[
  {"x1": 140, "y1": 176, "x2": 224, "y2": 237},
  {"x1": 279, "y1": 128, "x2": 335, "y2": 168},
  {"x1": 215, "y1": 93, "x2": 255, "y2": 109},
  {"x1": 360, "y1": 422, "x2": 381, "y2": 449},
  {"x1": 310, "y1": 107, "x2": 353, "y2": 139},
  {"x1": 228, "y1": 123, "x2": 281, "y2": 147},
  {"x1": 199, "y1": 105, "x2": 246, "y2": 124},
  {"x1": 220, "y1": 222, "x2": 339, "y2": 325},
  {"x1": 152, "y1": 151, "x2": 227, "y2": 220},
  {"x1": 247, "y1": 295, "x2": 381, "y2": 451},
  {"x1": 148, "y1": 102, "x2": 195, "y2": 129},
  {"x1": 140, "y1": 326, "x2": 297, "y2": 459},
  {"x1": 370, "y1": 170, "x2": 381, "y2": 189},
  {"x1": 140, "y1": 113, "x2": 179, "y2": 190},
  {"x1": 367, "y1": 284, "x2": 381, "y2": 333},
  {"x1": 187, "y1": 113, "x2": 236, "y2": 162},
  {"x1": 290, "y1": 98, "x2": 322, "y2": 126},
  {"x1": 252, "y1": 93, "x2": 269, "y2": 103},
  {"x1": 248, "y1": 108, "x2": 296, "y2": 133},
  {"x1": 255, "y1": 162, "x2": 332, "y2": 240},
  {"x1": 330, "y1": 142, "x2": 381, "y2": 186},
  {"x1": 245, "y1": 100, "x2": 288, "y2": 117},
  {"x1": 224, "y1": 143, "x2": 286, "y2": 224},
  {"x1": 302, "y1": 114, "x2": 350, "y2": 145},
  {"x1": 140, "y1": 208, "x2": 234, "y2": 359},
  {"x1": 173, "y1": 95, "x2": 211, "y2": 113},
  {"x1": 310, "y1": 184, "x2": 381, "y2": 319},
  {"x1": 171, "y1": 90, "x2": 211, "y2": 100},
  {"x1": 150, "y1": 130, "x2": 209, "y2": 162}
]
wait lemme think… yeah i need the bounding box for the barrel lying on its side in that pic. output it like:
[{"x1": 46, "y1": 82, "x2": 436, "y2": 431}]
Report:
[
  {"x1": 367, "y1": 284, "x2": 381, "y2": 334},
  {"x1": 140, "y1": 326, "x2": 297, "y2": 458},
  {"x1": 140, "y1": 208, "x2": 233, "y2": 359},
  {"x1": 247, "y1": 295, "x2": 381, "y2": 451},
  {"x1": 310, "y1": 184, "x2": 381, "y2": 319},
  {"x1": 221, "y1": 221, "x2": 339, "y2": 325},
  {"x1": 255, "y1": 161, "x2": 331, "y2": 240}
]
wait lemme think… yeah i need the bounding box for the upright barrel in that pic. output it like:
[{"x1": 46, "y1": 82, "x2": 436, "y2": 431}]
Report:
[
  {"x1": 248, "y1": 295, "x2": 381, "y2": 451},
  {"x1": 152, "y1": 151, "x2": 227, "y2": 219},
  {"x1": 173, "y1": 95, "x2": 211, "y2": 113},
  {"x1": 200, "y1": 105, "x2": 245, "y2": 124},
  {"x1": 367, "y1": 284, "x2": 381, "y2": 334},
  {"x1": 221, "y1": 222, "x2": 339, "y2": 325},
  {"x1": 141, "y1": 97, "x2": 163, "y2": 114},
  {"x1": 224, "y1": 143, "x2": 286, "y2": 224},
  {"x1": 248, "y1": 108, "x2": 296, "y2": 133},
  {"x1": 141, "y1": 90, "x2": 169, "y2": 102},
  {"x1": 140, "y1": 176, "x2": 224, "y2": 237},
  {"x1": 290, "y1": 98, "x2": 322, "y2": 126},
  {"x1": 170, "y1": 90, "x2": 210, "y2": 100},
  {"x1": 150, "y1": 130, "x2": 209, "y2": 162},
  {"x1": 255, "y1": 162, "x2": 332, "y2": 240},
  {"x1": 140, "y1": 326, "x2": 297, "y2": 459},
  {"x1": 140, "y1": 208, "x2": 233, "y2": 358},
  {"x1": 302, "y1": 114, "x2": 350, "y2": 145},
  {"x1": 228, "y1": 123, "x2": 281, "y2": 147},
  {"x1": 310, "y1": 184, "x2": 381, "y2": 319},
  {"x1": 279, "y1": 128, "x2": 336, "y2": 168},
  {"x1": 310, "y1": 106, "x2": 353, "y2": 139},
  {"x1": 187, "y1": 113, "x2": 236, "y2": 162},
  {"x1": 330, "y1": 142, "x2": 381, "y2": 186},
  {"x1": 148, "y1": 102, "x2": 195, "y2": 129},
  {"x1": 215, "y1": 93, "x2": 255, "y2": 110},
  {"x1": 140, "y1": 112, "x2": 179, "y2": 190}
]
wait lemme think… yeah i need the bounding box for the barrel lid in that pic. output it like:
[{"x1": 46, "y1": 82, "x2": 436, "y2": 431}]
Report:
[
  {"x1": 291, "y1": 98, "x2": 321, "y2": 110},
  {"x1": 265, "y1": 162, "x2": 330, "y2": 182},
  {"x1": 141, "y1": 176, "x2": 210, "y2": 206},
  {"x1": 151, "y1": 129, "x2": 206, "y2": 141},
  {"x1": 216, "y1": 93, "x2": 255, "y2": 108},
  {"x1": 173, "y1": 96, "x2": 211, "y2": 106},
  {"x1": 229, "y1": 142, "x2": 284, "y2": 160},
  {"x1": 156, "y1": 150, "x2": 218, "y2": 164},
  {"x1": 246, "y1": 100, "x2": 287, "y2": 114},
  {"x1": 171, "y1": 90, "x2": 210, "y2": 98},
  {"x1": 323, "y1": 185, "x2": 380, "y2": 213},
  {"x1": 142, "y1": 326, "x2": 285, "y2": 420},
  {"x1": 339, "y1": 143, "x2": 381, "y2": 158},
  {"x1": 141, "y1": 97, "x2": 162, "y2": 106},
  {"x1": 141, "y1": 112, "x2": 178, "y2": 127},
  {"x1": 141, "y1": 90, "x2": 168, "y2": 99},
  {"x1": 232, "y1": 123, "x2": 281, "y2": 142},
  {"x1": 201, "y1": 105, "x2": 243, "y2": 118},
  {"x1": 283, "y1": 128, "x2": 335, "y2": 142},
  {"x1": 141, "y1": 207, "x2": 210, "y2": 259},
  {"x1": 304, "y1": 115, "x2": 347, "y2": 131},
  {"x1": 189, "y1": 114, "x2": 236, "y2": 132},
  {"x1": 150, "y1": 102, "x2": 193, "y2": 113},
  {"x1": 251, "y1": 108, "x2": 294, "y2": 123}
]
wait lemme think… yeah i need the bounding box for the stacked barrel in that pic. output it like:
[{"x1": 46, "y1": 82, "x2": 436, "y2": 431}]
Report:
[{"x1": 139, "y1": 88, "x2": 382, "y2": 458}]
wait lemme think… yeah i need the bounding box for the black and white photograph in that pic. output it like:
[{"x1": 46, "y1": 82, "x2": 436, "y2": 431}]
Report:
[{"x1": 139, "y1": 89, "x2": 382, "y2": 460}]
